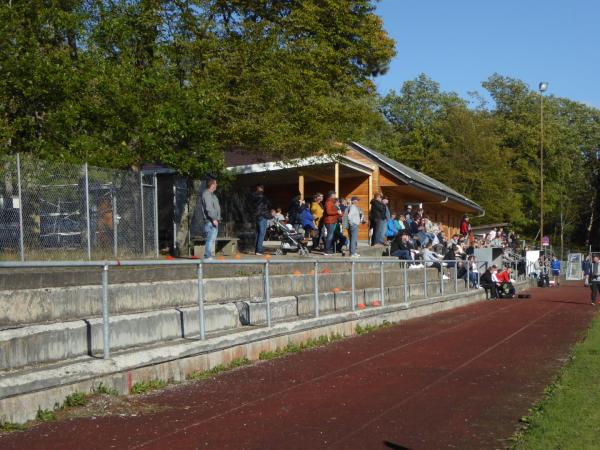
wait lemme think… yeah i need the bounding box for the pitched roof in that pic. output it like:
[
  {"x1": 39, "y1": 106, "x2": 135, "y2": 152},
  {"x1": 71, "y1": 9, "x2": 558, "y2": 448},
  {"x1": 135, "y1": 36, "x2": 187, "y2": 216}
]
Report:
[{"x1": 349, "y1": 142, "x2": 484, "y2": 213}]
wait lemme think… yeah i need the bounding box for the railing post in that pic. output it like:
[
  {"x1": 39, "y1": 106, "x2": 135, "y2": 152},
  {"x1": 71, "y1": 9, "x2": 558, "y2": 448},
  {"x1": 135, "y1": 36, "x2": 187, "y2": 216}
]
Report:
[
  {"x1": 455, "y1": 259, "x2": 459, "y2": 293},
  {"x1": 466, "y1": 262, "x2": 470, "y2": 292},
  {"x1": 423, "y1": 264, "x2": 428, "y2": 298},
  {"x1": 403, "y1": 261, "x2": 408, "y2": 304},
  {"x1": 101, "y1": 264, "x2": 110, "y2": 359},
  {"x1": 264, "y1": 260, "x2": 272, "y2": 327},
  {"x1": 197, "y1": 263, "x2": 205, "y2": 340},
  {"x1": 440, "y1": 262, "x2": 444, "y2": 295},
  {"x1": 140, "y1": 172, "x2": 146, "y2": 257},
  {"x1": 16, "y1": 153, "x2": 24, "y2": 261},
  {"x1": 379, "y1": 260, "x2": 385, "y2": 306},
  {"x1": 314, "y1": 260, "x2": 319, "y2": 317},
  {"x1": 351, "y1": 260, "x2": 356, "y2": 311},
  {"x1": 84, "y1": 163, "x2": 91, "y2": 260},
  {"x1": 153, "y1": 173, "x2": 159, "y2": 258}
]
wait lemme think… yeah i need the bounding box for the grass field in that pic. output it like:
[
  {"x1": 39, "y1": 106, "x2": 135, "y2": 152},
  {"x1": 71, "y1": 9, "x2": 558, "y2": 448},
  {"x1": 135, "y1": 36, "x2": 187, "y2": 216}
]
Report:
[{"x1": 511, "y1": 312, "x2": 600, "y2": 449}]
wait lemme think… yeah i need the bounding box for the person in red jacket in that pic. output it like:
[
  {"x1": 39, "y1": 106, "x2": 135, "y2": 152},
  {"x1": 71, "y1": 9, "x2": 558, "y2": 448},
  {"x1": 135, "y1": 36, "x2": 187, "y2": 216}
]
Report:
[
  {"x1": 496, "y1": 267, "x2": 516, "y2": 298},
  {"x1": 459, "y1": 215, "x2": 471, "y2": 237},
  {"x1": 323, "y1": 191, "x2": 342, "y2": 255}
]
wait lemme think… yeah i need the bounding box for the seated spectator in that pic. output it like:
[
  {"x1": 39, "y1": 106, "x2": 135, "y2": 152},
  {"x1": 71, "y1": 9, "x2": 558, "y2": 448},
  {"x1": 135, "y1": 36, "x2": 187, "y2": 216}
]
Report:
[
  {"x1": 443, "y1": 244, "x2": 458, "y2": 268},
  {"x1": 480, "y1": 265, "x2": 498, "y2": 299},
  {"x1": 422, "y1": 242, "x2": 449, "y2": 279},
  {"x1": 456, "y1": 261, "x2": 468, "y2": 287},
  {"x1": 394, "y1": 213, "x2": 405, "y2": 233},
  {"x1": 496, "y1": 267, "x2": 516, "y2": 298},
  {"x1": 273, "y1": 208, "x2": 285, "y2": 222},
  {"x1": 386, "y1": 212, "x2": 400, "y2": 239},
  {"x1": 390, "y1": 230, "x2": 412, "y2": 261}
]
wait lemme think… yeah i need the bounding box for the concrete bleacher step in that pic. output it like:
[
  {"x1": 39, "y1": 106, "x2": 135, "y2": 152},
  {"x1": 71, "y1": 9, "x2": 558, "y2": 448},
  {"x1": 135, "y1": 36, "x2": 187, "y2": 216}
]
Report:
[
  {"x1": 1, "y1": 265, "x2": 446, "y2": 328},
  {"x1": 0, "y1": 278, "x2": 467, "y2": 372}
]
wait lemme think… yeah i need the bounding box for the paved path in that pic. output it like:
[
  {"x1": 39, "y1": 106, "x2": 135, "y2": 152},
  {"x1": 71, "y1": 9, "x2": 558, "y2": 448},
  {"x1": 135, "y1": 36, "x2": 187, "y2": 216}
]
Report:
[{"x1": 1, "y1": 283, "x2": 595, "y2": 449}]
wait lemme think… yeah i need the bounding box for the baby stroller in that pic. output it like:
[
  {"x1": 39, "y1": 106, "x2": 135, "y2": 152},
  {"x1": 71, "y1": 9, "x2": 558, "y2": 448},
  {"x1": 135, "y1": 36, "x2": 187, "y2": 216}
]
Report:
[{"x1": 272, "y1": 219, "x2": 309, "y2": 256}]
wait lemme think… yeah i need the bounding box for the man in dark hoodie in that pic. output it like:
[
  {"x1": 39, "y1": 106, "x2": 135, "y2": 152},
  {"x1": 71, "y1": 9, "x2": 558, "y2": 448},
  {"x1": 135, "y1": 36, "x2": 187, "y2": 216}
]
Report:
[
  {"x1": 369, "y1": 193, "x2": 387, "y2": 246},
  {"x1": 251, "y1": 185, "x2": 272, "y2": 255}
]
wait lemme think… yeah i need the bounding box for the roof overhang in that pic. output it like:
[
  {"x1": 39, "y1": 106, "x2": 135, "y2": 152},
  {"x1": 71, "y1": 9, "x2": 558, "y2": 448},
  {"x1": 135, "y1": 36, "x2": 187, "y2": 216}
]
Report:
[
  {"x1": 348, "y1": 142, "x2": 484, "y2": 214},
  {"x1": 227, "y1": 154, "x2": 373, "y2": 176}
]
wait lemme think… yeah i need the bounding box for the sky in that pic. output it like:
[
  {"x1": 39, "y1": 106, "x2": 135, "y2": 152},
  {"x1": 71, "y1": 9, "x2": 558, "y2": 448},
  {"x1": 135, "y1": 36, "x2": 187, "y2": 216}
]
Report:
[{"x1": 374, "y1": 0, "x2": 600, "y2": 108}]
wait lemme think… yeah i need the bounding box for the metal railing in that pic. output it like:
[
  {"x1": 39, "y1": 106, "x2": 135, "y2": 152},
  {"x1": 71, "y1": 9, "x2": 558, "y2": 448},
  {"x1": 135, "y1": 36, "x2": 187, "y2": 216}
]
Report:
[{"x1": 0, "y1": 257, "x2": 490, "y2": 360}]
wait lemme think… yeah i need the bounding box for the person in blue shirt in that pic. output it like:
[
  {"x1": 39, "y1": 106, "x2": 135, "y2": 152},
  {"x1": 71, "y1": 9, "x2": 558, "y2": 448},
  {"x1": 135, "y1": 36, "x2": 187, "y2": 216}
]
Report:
[
  {"x1": 386, "y1": 212, "x2": 400, "y2": 240},
  {"x1": 551, "y1": 256, "x2": 561, "y2": 287}
]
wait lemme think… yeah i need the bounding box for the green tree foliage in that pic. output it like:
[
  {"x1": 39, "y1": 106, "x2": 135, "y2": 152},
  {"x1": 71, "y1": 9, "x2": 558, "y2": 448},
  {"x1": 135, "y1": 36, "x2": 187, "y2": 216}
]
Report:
[
  {"x1": 367, "y1": 73, "x2": 600, "y2": 250},
  {"x1": 0, "y1": 0, "x2": 395, "y2": 176}
]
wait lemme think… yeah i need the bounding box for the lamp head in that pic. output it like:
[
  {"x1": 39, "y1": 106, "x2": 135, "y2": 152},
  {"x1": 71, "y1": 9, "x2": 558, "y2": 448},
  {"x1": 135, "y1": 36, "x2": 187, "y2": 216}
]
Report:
[{"x1": 539, "y1": 81, "x2": 548, "y2": 92}]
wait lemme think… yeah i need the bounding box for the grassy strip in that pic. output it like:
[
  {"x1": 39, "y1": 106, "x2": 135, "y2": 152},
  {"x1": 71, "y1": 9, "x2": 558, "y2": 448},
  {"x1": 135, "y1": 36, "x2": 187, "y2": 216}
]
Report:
[
  {"x1": 188, "y1": 357, "x2": 251, "y2": 381},
  {"x1": 130, "y1": 379, "x2": 167, "y2": 395},
  {"x1": 259, "y1": 334, "x2": 345, "y2": 360},
  {"x1": 0, "y1": 383, "x2": 121, "y2": 432},
  {"x1": 510, "y1": 313, "x2": 600, "y2": 449},
  {"x1": 355, "y1": 320, "x2": 394, "y2": 335},
  {"x1": 258, "y1": 321, "x2": 396, "y2": 360}
]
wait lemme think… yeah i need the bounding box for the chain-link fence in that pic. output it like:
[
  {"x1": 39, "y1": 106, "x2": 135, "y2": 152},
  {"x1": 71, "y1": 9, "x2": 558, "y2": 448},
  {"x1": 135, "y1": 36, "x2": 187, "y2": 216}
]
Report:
[{"x1": 0, "y1": 154, "x2": 159, "y2": 260}]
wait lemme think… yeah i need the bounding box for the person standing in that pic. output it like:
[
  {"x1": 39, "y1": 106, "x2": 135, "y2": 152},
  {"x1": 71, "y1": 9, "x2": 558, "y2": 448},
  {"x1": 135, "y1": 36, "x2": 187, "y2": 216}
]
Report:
[
  {"x1": 310, "y1": 193, "x2": 324, "y2": 250},
  {"x1": 369, "y1": 193, "x2": 386, "y2": 246},
  {"x1": 287, "y1": 192, "x2": 302, "y2": 231},
  {"x1": 590, "y1": 255, "x2": 600, "y2": 306},
  {"x1": 550, "y1": 256, "x2": 561, "y2": 287},
  {"x1": 583, "y1": 254, "x2": 592, "y2": 287},
  {"x1": 201, "y1": 179, "x2": 220, "y2": 260},
  {"x1": 322, "y1": 191, "x2": 342, "y2": 255},
  {"x1": 345, "y1": 196, "x2": 363, "y2": 257},
  {"x1": 251, "y1": 184, "x2": 271, "y2": 255}
]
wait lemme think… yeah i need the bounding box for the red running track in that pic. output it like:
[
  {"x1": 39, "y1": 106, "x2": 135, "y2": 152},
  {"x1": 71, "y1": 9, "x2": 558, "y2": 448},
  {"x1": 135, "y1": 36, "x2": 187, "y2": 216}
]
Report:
[{"x1": 0, "y1": 283, "x2": 595, "y2": 450}]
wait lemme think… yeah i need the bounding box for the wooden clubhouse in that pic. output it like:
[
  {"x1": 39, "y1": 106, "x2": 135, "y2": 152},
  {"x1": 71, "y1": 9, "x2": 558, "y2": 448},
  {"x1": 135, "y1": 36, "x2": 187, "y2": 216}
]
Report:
[{"x1": 226, "y1": 142, "x2": 483, "y2": 240}]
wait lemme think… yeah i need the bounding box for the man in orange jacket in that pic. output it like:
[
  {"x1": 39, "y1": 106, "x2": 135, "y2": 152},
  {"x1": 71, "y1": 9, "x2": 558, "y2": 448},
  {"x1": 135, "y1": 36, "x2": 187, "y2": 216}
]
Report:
[{"x1": 323, "y1": 191, "x2": 342, "y2": 255}]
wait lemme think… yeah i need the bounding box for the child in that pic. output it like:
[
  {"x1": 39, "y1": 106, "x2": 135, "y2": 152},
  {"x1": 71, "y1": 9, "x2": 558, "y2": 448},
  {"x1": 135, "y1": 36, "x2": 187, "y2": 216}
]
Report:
[{"x1": 551, "y1": 256, "x2": 561, "y2": 287}]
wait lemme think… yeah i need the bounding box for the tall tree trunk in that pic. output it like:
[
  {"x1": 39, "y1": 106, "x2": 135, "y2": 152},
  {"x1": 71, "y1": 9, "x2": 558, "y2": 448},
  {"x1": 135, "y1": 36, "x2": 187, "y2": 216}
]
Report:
[{"x1": 585, "y1": 190, "x2": 596, "y2": 247}]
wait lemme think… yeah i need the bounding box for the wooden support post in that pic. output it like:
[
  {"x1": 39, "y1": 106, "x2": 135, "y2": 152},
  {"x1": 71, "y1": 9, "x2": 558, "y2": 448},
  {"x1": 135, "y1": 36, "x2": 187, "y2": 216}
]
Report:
[
  {"x1": 298, "y1": 173, "x2": 305, "y2": 201},
  {"x1": 368, "y1": 174, "x2": 373, "y2": 201},
  {"x1": 334, "y1": 162, "x2": 340, "y2": 197}
]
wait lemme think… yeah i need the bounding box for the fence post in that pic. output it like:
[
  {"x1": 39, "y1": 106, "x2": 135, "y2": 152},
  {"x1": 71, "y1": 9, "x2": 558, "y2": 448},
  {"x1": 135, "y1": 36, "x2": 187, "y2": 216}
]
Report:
[
  {"x1": 423, "y1": 265, "x2": 428, "y2": 298},
  {"x1": 440, "y1": 263, "x2": 444, "y2": 295},
  {"x1": 403, "y1": 261, "x2": 408, "y2": 304},
  {"x1": 172, "y1": 183, "x2": 177, "y2": 255},
  {"x1": 84, "y1": 163, "x2": 91, "y2": 260},
  {"x1": 112, "y1": 193, "x2": 118, "y2": 258},
  {"x1": 351, "y1": 260, "x2": 356, "y2": 311},
  {"x1": 264, "y1": 260, "x2": 272, "y2": 327},
  {"x1": 101, "y1": 264, "x2": 110, "y2": 359},
  {"x1": 16, "y1": 153, "x2": 24, "y2": 261},
  {"x1": 314, "y1": 260, "x2": 319, "y2": 317},
  {"x1": 197, "y1": 263, "x2": 205, "y2": 340},
  {"x1": 153, "y1": 173, "x2": 159, "y2": 258},
  {"x1": 140, "y1": 172, "x2": 146, "y2": 257},
  {"x1": 379, "y1": 260, "x2": 385, "y2": 306}
]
